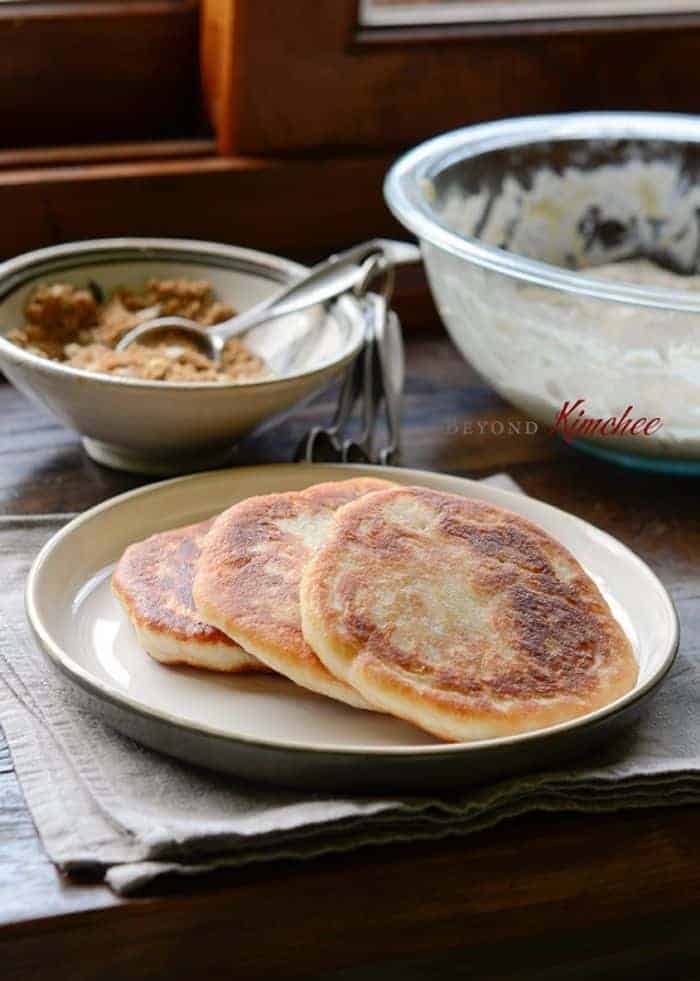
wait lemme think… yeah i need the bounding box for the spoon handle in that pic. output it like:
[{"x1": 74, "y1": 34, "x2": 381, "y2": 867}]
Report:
[{"x1": 210, "y1": 238, "x2": 419, "y2": 342}]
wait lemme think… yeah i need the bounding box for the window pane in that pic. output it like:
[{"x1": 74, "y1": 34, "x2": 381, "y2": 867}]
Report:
[{"x1": 360, "y1": 0, "x2": 700, "y2": 25}]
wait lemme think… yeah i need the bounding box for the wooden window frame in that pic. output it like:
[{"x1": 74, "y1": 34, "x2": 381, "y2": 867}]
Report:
[{"x1": 202, "y1": 0, "x2": 700, "y2": 154}]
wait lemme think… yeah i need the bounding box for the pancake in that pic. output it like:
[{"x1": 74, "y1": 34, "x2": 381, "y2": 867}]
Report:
[
  {"x1": 113, "y1": 519, "x2": 263, "y2": 672},
  {"x1": 193, "y1": 478, "x2": 395, "y2": 708},
  {"x1": 300, "y1": 485, "x2": 638, "y2": 741}
]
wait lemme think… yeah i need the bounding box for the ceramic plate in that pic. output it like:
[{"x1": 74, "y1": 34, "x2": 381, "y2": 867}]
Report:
[{"x1": 26, "y1": 464, "x2": 679, "y2": 792}]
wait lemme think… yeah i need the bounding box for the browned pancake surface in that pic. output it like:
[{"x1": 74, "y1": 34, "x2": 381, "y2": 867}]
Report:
[
  {"x1": 193, "y1": 478, "x2": 395, "y2": 706},
  {"x1": 113, "y1": 519, "x2": 261, "y2": 671},
  {"x1": 300, "y1": 486, "x2": 638, "y2": 740}
]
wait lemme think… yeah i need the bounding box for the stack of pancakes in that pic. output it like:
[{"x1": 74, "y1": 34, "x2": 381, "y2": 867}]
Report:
[{"x1": 113, "y1": 478, "x2": 638, "y2": 742}]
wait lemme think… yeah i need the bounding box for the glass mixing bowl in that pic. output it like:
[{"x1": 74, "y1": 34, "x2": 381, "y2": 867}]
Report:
[{"x1": 385, "y1": 112, "x2": 700, "y2": 473}]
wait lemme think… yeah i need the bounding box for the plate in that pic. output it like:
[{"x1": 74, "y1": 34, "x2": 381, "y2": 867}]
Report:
[{"x1": 26, "y1": 464, "x2": 679, "y2": 792}]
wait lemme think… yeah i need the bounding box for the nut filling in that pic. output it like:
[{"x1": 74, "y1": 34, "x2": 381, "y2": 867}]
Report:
[{"x1": 7, "y1": 278, "x2": 268, "y2": 383}]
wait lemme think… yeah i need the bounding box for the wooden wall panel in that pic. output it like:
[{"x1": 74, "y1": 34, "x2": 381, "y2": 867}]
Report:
[
  {"x1": 201, "y1": 0, "x2": 700, "y2": 154},
  {"x1": 0, "y1": 1, "x2": 201, "y2": 149},
  {"x1": 0, "y1": 155, "x2": 397, "y2": 259}
]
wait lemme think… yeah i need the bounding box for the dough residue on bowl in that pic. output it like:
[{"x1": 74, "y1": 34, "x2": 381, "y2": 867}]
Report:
[{"x1": 426, "y1": 154, "x2": 700, "y2": 455}]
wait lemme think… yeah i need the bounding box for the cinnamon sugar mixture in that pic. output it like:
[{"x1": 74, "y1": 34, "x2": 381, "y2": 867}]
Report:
[{"x1": 7, "y1": 279, "x2": 267, "y2": 383}]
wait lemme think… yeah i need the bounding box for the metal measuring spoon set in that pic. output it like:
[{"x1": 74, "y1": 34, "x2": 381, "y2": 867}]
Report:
[{"x1": 295, "y1": 246, "x2": 408, "y2": 466}]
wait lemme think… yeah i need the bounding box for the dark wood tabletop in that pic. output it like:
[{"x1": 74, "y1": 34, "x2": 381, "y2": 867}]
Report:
[{"x1": 2, "y1": 334, "x2": 700, "y2": 981}]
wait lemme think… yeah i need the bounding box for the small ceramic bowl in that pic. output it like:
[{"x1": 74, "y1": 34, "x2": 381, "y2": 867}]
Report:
[{"x1": 0, "y1": 238, "x2": 366, "y2": 474}]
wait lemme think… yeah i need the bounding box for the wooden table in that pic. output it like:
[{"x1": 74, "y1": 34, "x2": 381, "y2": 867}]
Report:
[{"x1": 2, "y1": 335, "x2": 700, "y2": 980}]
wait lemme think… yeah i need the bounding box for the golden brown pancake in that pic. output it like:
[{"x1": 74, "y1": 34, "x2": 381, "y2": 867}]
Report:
[
  {"x1": 300, "y1": 485, "x2": 638, "y2": 741},
  {"x1": 193, "y1": 478, "x2": 395, "y2": 707},
  {"x1": 113, "y1": 519, "x2": 263, "y2": 672}
]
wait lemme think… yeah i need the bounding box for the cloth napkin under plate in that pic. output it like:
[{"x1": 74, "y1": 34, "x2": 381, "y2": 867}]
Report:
[{"x1": 0, "y1": 475, "x2": 697, "y2": 896}]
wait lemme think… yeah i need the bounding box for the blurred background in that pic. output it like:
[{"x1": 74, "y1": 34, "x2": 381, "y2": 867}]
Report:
[{"x1": 2, "y1": 0, "x2": 700, "y2": 326}]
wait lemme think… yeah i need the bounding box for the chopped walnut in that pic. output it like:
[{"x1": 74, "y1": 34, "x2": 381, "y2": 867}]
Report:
[
  {"x1": 8, "y1": 277, "x2": 266, "y2": 383},
  {"x1": 8, "y1": 283, "x2": 100, "y2": 359},
  {"x1": 120, "y1": 278, "x2": 234, "y2": 324}
]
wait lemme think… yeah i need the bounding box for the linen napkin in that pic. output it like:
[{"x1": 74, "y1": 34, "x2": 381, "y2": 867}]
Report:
[{"x1": 0, "y1": 475, "x2": 697, "y2": 896}]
